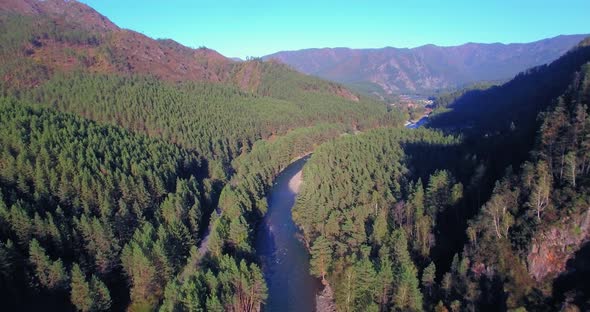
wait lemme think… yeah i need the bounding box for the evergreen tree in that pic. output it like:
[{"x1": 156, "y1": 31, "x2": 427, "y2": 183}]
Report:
[
  {"x1": 29, "y1": 239, "x2": 68, "y2": 290},
  {"x1": 70, "y1": 264, "x2": 92, "y2": 312},
  {"x1": 390, "y1": 230, "x2": 423, "y2": 311}
]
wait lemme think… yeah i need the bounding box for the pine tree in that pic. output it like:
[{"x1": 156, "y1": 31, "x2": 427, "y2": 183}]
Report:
[
  {"x1": 422, "y1": 262, "x2": 436, "y2": 290},
  {"x1": 70, "y1": 264, "x2": 92, "y2": 312},
  {"x1": 310, "y1": 235, "x2": 333, "y2": 283},
  {"x1": 564, "y1": 151, "x2": 577, "y2": 187},
  {"x1": 89, "y1": 275, "x2": 112, "y2": 311},
  {"x1": 70, "y1": 263, "x2": 112, "y2": 312},
  {"x1": 0, "y1": 239, "x2": 16, "y2": 285},
  {"x1": 391, "y1": 230, "x2": 423, "y2": 311},
  {"x1": 528, "y1": 160, "x2": 552, "y2": 221},
  {"x1": 376, "y1": 248, "x2": 394, "y2": 311}
]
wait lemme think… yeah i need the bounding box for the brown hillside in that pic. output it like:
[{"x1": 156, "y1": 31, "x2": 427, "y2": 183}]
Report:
[
  {"x1": 0, "y1": 0, "x2": 118, "y2": 32},
  {"x1": 0, "y1": 0, "x2": 233, "y2": 84},
  {"x1": 0, "y1": 0, "x2": 361, "y2": 101}
]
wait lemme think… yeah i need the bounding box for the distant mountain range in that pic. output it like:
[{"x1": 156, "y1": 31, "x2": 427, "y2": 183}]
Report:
[{"x1": 264, "y1": 35, "x2": 589, "y2": 97}]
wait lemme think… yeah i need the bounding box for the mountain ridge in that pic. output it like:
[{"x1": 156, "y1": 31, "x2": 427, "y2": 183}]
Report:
[{"x1": 264, "y1": 34, "x2": 589, "y2": 96}]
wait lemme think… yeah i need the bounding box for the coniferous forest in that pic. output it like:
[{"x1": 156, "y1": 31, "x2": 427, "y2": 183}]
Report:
[{"x1": 1, "y1": 1, "x2": 590, "y2": 311}]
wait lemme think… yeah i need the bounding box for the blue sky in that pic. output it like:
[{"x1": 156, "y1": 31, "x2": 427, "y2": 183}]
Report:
[{"x1": 80, "y1": 0, "x2": 589, "y2": 59}]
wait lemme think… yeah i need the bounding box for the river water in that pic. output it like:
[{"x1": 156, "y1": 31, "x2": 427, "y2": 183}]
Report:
[
  {"x1": 406, "y1": 115, "x2": 429, "y2": 129},
  {"x1": 254, "y1": 155, "x2": 320, "y2": 312}
]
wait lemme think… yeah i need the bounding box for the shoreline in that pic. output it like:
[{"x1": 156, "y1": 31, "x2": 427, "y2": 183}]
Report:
[{"x1": 288, "y1": 169, "x2": 303, "y2": 193}]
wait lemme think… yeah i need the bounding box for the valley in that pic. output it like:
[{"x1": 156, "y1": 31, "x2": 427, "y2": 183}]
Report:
[{"x1": 0, "y1": 1, "x2": 589, "y2": 312}]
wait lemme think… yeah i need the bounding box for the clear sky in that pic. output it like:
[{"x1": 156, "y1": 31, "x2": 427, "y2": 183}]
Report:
[{"x1": 79, "y1": 0, "x2": 589, "y2": 59}]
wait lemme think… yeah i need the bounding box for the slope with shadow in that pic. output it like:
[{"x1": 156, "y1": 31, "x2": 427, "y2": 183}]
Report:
[
  {"x1": 438, "y1": 55, "x2": 590, "y2": 311},
  {"x1": 429, "y1": 38, "x2": 590, "y2": 138},
  {"x1": 427, "y1": 38, "x2": 590, "y2": 221}
]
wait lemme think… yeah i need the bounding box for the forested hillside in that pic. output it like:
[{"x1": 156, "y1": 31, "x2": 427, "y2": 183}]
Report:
[
  {"x1": 21, "y1": 72, "x2": 389, "y2": 165},
  {"x1": 0, "y1": 3, "x2": 393, "y2": 168},
  {"x1": 444, "y1": 62, "x2": 590, "y2": 311},
  {"x1": 0, "y1": 1, "x2": 399, "y2": 311},
  {"x1": 0, "y1": 6, "x2": 365, "y2": 106}
]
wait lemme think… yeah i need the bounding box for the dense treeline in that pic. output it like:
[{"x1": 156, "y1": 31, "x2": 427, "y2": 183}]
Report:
[
  {"x1": 0, "y1": 97, "x2": 214, "y2": 310},
  {"x1": 21, "y1": 72, "x2": 390, "y2": 167},
  {"x1": 1, "y1": 11, "x2": 395, "y2": 172},
  {"x1": 437, "y1": 62, "x2": 590, "y2": 311},
  {"x1": 292, "y1": 128, "x2": 466, "y2": 311},
  {"x1": 0, "y1": 12, "x2": 394, "y2": 167}
]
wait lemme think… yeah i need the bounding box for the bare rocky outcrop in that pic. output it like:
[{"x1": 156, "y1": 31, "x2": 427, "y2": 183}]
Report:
[
  {"x1": 329, "y1": 84, "x2": 360, "y2": 102},
  {"x1": 527, "y1": 207, "x2": 590, "y2": 281},
  {"x1": 316, "y1": 284, "x2": 336, "y2": 312}
]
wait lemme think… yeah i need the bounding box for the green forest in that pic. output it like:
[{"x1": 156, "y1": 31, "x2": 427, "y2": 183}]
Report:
[
  {"x1": 0, "y1": 98, "x2": 211, "y2": 310},
  {"x1": 293, "y1": 128, "x2": 465, "y2": 311}
]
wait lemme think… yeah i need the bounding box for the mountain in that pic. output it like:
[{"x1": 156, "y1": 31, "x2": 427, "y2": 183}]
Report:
[
  {"x1": 0, "y1": 0, "x2": 234, "y2": 86},
  {"x1": 0, "y1": 0, "x2": 118, "y2": 32},
  {"x1": 0, "y1": 0, "x2": 361, "y2": 102},
  {"x1": 3, "y1": 1, "x2": 590, "y2": 311},
  {"x1": 264, "y1": 35, "x2": 588, "y2": 96}
]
